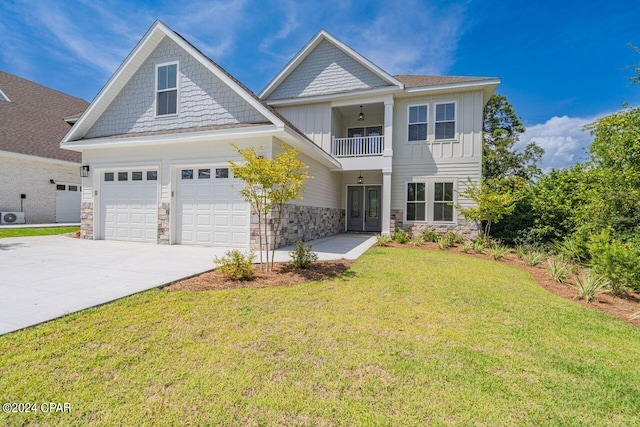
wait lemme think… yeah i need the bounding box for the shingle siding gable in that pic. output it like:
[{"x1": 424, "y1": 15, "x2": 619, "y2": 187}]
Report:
[
  {"x1": 85, "y1": 37, "x2": 268, "y2": 139},
  {"x1": 268, "y1": 40, "x2": 390, "y2": 100}
]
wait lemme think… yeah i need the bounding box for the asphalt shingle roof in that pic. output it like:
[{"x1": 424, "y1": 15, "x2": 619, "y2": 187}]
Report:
[
  {"x1": 0, "y1": 71, "x2": 88, "y2": 162},
  {"x1": 395, "y1": 74, "x2": 495, "y2": 88}
]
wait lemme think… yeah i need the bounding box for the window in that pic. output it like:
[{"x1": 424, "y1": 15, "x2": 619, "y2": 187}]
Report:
[
  {"x1": 408, "y1": 105, "x2": 428, "y2": 141},
  {"x1": 104, "y1": 172, "x2": 114, "y2": 182},
  {"x1": 215, "y1": 168, "x2": 229, "y2": 179},
  {"x1": 147, "y1": 171, "x2": 158, "y2": 181},
  {"x1": 434, "y1": 182, "x2": 454, "y2": 221},
  {"x1": 406, "y1": 183, "x2": 426, "y2": 221},
  {"x1": 56, "y1": 184, "x2": 66, "y2": 191},
  {"x1": 118, "y1": 172, "x2": 128, "y2": 181},
  {"x1": 68, "y1": 185, "x2": 78, "y2": 191},
  {"x1": 181, "y1": 169, "x2": 193, "y2": 180},
  {"x1": 435, "y1": 103, "x2": 455, "y2": 140},
  {"x1": 198, "y1": 169, "x2": 211, "y2": 179},
  {"x1": 156, "y1": 63, "x2": 178, "y2": 116},
  {"x1": 132, "y1": 171, "x2": 143, "y2": 181}
]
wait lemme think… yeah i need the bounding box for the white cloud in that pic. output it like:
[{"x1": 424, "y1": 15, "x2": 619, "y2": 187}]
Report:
[{"x1": 519, "y1": 114, "x2": 606, "y2": 171}]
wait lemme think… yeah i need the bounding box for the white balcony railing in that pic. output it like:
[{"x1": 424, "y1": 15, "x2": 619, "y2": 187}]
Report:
[{"x1": 331, "y1": 136, "x2": 384, "y2": 157}]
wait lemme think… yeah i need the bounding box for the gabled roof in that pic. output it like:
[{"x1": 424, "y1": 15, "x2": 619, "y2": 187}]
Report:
[
  {"x1": 62, "y1": 20, "x2": 291, "y2": 144},
  {"x1": 0, "y1": 71, "x2": 87, "y2": 163},
  {"x1": 259, "y1": 29, "x2": 404, "y2": 100}
]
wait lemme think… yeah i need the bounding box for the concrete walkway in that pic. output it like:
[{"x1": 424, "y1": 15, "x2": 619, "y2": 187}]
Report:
[{"x1": 0, "y1": 234, "x2": 375, "y2": 335}]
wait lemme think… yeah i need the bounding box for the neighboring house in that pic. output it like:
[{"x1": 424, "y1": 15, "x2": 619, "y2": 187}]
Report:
[
  {"x1": 0, "y1": 71, "x2": 88, "y2": 224},
  {"x1": 61, "y1": 21, "x2": 499, "y2": 248}
]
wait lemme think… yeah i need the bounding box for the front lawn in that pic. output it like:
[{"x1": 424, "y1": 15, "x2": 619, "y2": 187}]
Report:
[
  {"x1": 0, "y1": 226, "x2": 79, "y2": 239},
  {"x1": 1, "y1": 247, "x2": 639, "y2": 425}
]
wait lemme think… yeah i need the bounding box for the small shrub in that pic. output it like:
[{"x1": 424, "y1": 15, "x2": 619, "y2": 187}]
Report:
[
  {"x1": 588, "y1": 231, "x2": 640, "y2": 294},
  {"x1": 524, "y1": 251, "x2": 547, "y2": 266},
  {"x1": 289, "y1": 241, "x2": 318, "y2": 269},
  {"x1": 437, "y1": 236, "x2": 452, "y2": 250},
  {"x1": 489, "y1": 245, "x2": 510, "y2": 260},
  {"x1": 574, "y1": 271, "x2": 610, "y2": 302},
  {"x1": 555, "y1": 237, "x2": 589, "y2": 265},
  {"x1": 548, "y1": 258, "x2": 570, "y2": 283},
  {"x1": 515, "y1": 245, "x2": 529, "y2": 260},
  {"x1": 461, "y1": 241, "x2": 473, "y2": 253},
  {"x1": 442, "y1": 231, "x2": 460, "y2": 247},
  {"x1": 472, "y1": 239, "x2": 487, "y2": 254},
  {"x1": 214, "y1": 250, "x2": 255, "y2": 281},
  {"x1": 421, "y1": 228, "x2": 439, "y2": 243},
  {"x1": 376, "y1": 234, "x2": 392, "y2": 246},
  {"x1": 392, "y1": 229, "x2": 409, "y2": 244},
  {"x1": 410, "y1": 235, "x2": 425, "y2": 246}
]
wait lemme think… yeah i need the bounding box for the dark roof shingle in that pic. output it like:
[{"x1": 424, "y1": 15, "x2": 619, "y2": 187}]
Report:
[{"x1": 0, "y1": 71, "x2": 88, "y2": 162}]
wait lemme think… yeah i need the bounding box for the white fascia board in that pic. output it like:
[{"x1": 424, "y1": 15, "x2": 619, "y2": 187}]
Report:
[
  {"x1": 266, "y1": 86, "x2": 402, "y2": 107},
  {"x1": 279, "y1": 127, "x2": 342, "y2": 170},
  {"x1": 0, "y1": 150, "x2": 80, "y2": 166},
  {"x1": 62, "y1": 125, "x2": 279, "y2": 151},
  {"x1": 403, "y1": 79, "x2": 501, "y2": 95},
  {"x1": 62, "y1": 21, "x2": 165, "y2": 144},
  {"x1": 259, "y1": 29, "x2": 403, "y2": 100}
]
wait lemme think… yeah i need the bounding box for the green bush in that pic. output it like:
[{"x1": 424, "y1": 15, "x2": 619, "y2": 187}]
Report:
[
  {"x1": 515, "y1": 245, "x2": 529, "y2": 260},
  {"x1": 289, "y1": 241, "x2": 318, "y2": 269},
  {"x1": 392, "y1": 229, "x2": 409, "y2": 244},
  {"x1": 376, "y1": 234, "x2": 392, "y2": 246},
  {"x1": 461, "y1": 241, "x2": 473, "y2": 253},
  {"x1": 410, "y1": 235, "x2": 425, "y2": 246},
  {"x1": 574, "y1": 271, "x2": 610, "y2": 302},
  {"x1": 472, "y1": 239, "x2": 487, "y2": 254},
  {"x1": 588, "y1": 231, "x2": 640, "y2": 294},
  {"x1": 437, "y1": 236, "x2": 452, "y2": 250},
  {"x1": 214, "y1": 250, "x2": 256, "y2": 281},
  {"x1": 524, "y1": 251, "x2": 547, "y2": 266},
  {"x1": 547, "y1": 258, "x2": 570, "y2": 283},
  {"x1": 554, "y1": 236, "x2": 589, "y2": 265},
  {"x1": 421, "y1": 228, "x2": 439, "y2": 243},
  {"x1": 489, "y1": 245, "x2": 510, "y2": 260}
]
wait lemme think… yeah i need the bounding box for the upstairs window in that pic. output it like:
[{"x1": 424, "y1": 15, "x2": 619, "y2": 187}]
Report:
[
  {"x1": 408, "y1": 105, "x2": 428, "y2": 141},
  {"x1": 156, "y1": 63, "x2": 178, "y2": 116},
  {"x1": 435, "y1": 103, "x2": 455, "y2": 140}
]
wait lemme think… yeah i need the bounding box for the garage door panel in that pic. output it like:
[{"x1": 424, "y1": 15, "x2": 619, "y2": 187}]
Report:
[
  {"x1": 177, "y1": 168, "x2": 249, "y2": 247},
  {"x1": 101, "y1": 170, "x2": 158, "y2": 243}
]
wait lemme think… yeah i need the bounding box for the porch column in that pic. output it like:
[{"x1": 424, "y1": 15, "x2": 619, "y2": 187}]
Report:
[
  {"x1": 382, "y1": 170, "x2": 392, "y2": 235},
  {"x1": 384, "y1": 99, "x2": 393, "y2": 157}
]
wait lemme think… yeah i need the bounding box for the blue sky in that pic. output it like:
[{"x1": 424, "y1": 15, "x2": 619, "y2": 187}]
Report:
[{"x1": 2, "y1": 0, "x2": 639, "y2": 170}]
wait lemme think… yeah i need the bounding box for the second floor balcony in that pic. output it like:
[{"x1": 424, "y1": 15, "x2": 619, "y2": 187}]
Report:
[{"x1": 331, "y1": 135, "x2": 384, "y2": 157}]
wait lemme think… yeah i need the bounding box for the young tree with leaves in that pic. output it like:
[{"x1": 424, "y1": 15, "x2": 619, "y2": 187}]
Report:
[
  {"x1": 229, "y1": 144, "x2": 310, "y2": 271},
  {"x1": 457, "y1": 178, "x2": 517, "y2": 238}
]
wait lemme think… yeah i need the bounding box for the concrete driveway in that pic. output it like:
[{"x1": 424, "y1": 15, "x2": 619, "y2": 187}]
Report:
[{"x1": 0, "y1": 234, "x2": 375, "y2": 335}]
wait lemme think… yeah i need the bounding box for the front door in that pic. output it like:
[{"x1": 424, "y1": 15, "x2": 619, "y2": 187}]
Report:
[{"x1": 347, "y1": 185, "x2": 381, "y2": 232}]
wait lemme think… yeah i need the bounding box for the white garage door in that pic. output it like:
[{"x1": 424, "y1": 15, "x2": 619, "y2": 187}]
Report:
[
  {"x1": 177, "y1": 167, "x2": 249, "y2": 247},
  {"x1": 55, "y1": 183, "x2": 81, "y2": 223},
  {"x1": 101, "y1": 170, "x2": 158, "y2": 242}
]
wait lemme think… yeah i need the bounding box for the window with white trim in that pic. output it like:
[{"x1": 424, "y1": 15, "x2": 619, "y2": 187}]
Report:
[
  {"x1": 433, "y1": 182, "x2": 454, "y2": 222},
  {"x1": 156, "y1": 63, "x2": 178, "y2": 116},
  {"x1": 406, "y1": 183, "x2": 426, "y2": 221},
  {"x1": 435, "y1": 103, "x2": 455, "y2": 140},
  {"x1": 408, "y1": 105, "x2": 428, "y2": 141}
]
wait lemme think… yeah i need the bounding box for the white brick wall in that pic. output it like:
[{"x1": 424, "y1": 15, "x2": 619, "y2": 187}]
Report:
[
  {"x1": 268, "y1": 40, "x2": 390, "y2": 100},
  {"x1": 86, "y1": 36, "x2": 267, "y2": 138},
  {"x1": 0, "y1": 155, "x2": 80, "y2": 223}
]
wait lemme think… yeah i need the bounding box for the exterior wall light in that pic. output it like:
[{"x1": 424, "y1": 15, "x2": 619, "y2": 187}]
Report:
[{"x1": 80, "y1": 165, "x2": 90, "y2": 177}]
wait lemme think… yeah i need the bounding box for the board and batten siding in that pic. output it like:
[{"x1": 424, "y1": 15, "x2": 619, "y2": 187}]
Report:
[
  {"x1": 85, "y1": 36, "x2": 267, "y2": 139},
  {"x1": 272, "y1": 139, "x2": 341, "y2": 210},
  {"x1": 391, "y1": 90, "x2": 484, "y2": 211},
  {"x1": 275, "y1": 103, "x2": 332, "y2": 153}
]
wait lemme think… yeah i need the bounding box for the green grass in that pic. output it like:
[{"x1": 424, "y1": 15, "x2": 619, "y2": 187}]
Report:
[
  {"x1": 1, "y1": 247, "x2": 639, "y2": 425},
  {"x1": 0, "y1": 226, "x2": 79, "y2": 239}
]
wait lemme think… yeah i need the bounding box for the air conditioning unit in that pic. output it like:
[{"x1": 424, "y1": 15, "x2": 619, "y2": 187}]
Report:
[{"x1": 1, "y1": 212, "x2": 26, "y2": 224}]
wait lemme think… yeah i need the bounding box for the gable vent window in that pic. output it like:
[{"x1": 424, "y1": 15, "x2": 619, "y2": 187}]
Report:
[{"x1": 156, "y1": 63, "x2": 178, "y2": 116}]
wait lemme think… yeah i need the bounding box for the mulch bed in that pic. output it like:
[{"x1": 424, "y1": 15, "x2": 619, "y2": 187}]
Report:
[
  {"x1": 165, "y1": 259, "x2": 354, "y2": 292},
  {"x1": 166, "y1": 241, "x2": 640, "y2": 328}
]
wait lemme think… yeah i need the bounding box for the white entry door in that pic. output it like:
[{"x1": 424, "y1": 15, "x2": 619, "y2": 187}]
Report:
[
  {"x1": 55, "y1": 183, "x2": 81, "y2": 222},
  {"x1": 176, "y1": 167, "x2": 249, "y2": 247},
  {"x1": 101, "y1": 170, "x2": 158, "y2": 242}
]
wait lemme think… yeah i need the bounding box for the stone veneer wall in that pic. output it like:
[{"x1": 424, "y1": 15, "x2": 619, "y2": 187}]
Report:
[
  {"x1": 250, "y1": 204, "x2": 345, "y2": 250},
  {"x1": 158, "y1": 203, "x2": 170, "y2": 244},
  {"x1": 390, "y1": 209, "x2": 480, "y2": 239},
  {"x1": 80, "y1": 202, "x2": 93, "y2": 239}
]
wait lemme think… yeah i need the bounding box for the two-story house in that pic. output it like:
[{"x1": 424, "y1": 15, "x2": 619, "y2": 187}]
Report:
[{"x1": 61, "y1": 21, "x2": 499, "y2": 248}]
